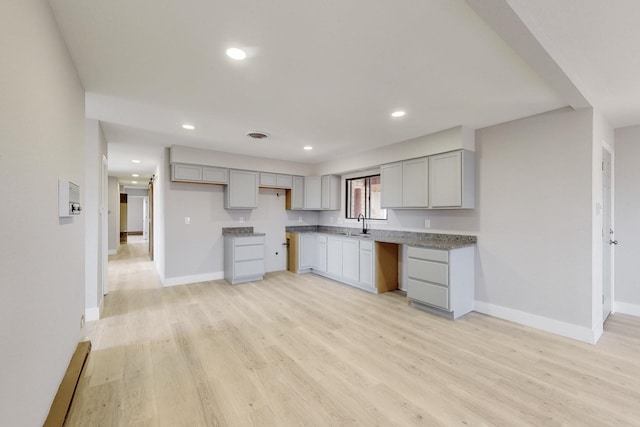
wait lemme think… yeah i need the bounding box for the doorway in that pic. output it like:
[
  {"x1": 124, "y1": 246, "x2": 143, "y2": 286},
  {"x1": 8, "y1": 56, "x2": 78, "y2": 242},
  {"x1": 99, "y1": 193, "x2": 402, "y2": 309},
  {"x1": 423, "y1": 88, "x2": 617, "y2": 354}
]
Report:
[{"x1": 602, "y1": 147, "x2": 614, "y2": 322}]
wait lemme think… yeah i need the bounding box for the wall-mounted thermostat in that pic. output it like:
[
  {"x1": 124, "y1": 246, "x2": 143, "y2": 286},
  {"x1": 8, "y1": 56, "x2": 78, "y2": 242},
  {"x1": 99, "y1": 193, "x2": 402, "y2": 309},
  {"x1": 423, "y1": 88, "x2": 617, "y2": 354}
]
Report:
[{"x1": 59, "y1": 179, "x2": 82, "y2": 217}]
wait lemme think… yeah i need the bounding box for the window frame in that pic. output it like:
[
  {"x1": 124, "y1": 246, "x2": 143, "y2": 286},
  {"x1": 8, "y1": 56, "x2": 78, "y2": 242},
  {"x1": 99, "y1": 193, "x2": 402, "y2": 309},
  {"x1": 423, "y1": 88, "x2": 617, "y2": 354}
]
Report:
[{"x1": 344, "y1": 174, "x2": 387, "y2": 221}]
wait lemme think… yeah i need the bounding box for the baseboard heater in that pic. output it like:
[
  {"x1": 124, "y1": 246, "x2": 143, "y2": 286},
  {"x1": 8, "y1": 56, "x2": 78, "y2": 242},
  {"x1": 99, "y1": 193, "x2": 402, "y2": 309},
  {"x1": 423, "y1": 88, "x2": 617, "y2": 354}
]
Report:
[{"x1": 44, "y1": 341, "x2": 91, "y2": 427}]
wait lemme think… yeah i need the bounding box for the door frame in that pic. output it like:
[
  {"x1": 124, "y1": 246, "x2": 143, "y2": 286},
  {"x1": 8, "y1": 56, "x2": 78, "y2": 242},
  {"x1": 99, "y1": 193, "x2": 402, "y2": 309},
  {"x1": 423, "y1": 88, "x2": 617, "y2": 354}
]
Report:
[{"x1": 602, "y1": 143, "x2": 615, "y2": 323}]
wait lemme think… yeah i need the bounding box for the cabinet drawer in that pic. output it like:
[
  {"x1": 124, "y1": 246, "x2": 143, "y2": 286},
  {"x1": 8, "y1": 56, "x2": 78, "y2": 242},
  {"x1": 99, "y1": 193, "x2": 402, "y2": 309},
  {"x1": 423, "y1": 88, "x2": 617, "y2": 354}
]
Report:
[
  {"x1": 234, "y1": 236, "x2": 264, "y2": 246},
  {"x1": 235, "y1": 244, "x2": 264, "y2": 261},
  {"x1": 234, "y1": 259, "x2": 264, "y2": 277},
  {"x1": 407, "y1": 246, "x2": 448, "y2": 263},
  {"x1": 359, "y1": 240, "x2": 374, "y2": 251},
  {"x1": 407, "y1": 279, "x2": 449, "y2": 310},
  {"x1": 407, "y1": 257, "x2": 448, "y2": 286}
]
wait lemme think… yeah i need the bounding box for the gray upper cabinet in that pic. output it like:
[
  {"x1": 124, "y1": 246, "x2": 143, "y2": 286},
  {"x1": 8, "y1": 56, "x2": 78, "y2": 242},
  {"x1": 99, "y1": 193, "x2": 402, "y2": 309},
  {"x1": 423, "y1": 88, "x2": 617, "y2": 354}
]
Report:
[
  {"x1": 381, "y1": 150, "x2": 474, "y2": 210},
  {"x1": 260, "y1": 173, "x2": 293, "y2": 189},
  {"x1": 172, "y1": 163, "x2": 203, "y2": 182},
  {"x1": 380, "y1": 162, "x2": 403, "y2": 208},
  {"x1": 304, "y1": 176, "x2": 322, "y2": 210},
  {"x1": 225, "y1": 170, "x2": 259, "y2": 209},
  {"x1": 289, "y1": 176, "x2": 305, "y2": 210},
  {"x1": 202, "y1": 166, "x2": 228, "y2": 184},
  {"x1": 429, "y1": 150, "x2": 474, "y2": 209},
  {"x1": 321, "y1": 175, "x2": 341, "y2": 210},
  {"x1": 381, "y1": 158, "x2": 428, "y2": 208},
  {"x1": 402, "y1": 157, "x2": 429, "y2": 208}
]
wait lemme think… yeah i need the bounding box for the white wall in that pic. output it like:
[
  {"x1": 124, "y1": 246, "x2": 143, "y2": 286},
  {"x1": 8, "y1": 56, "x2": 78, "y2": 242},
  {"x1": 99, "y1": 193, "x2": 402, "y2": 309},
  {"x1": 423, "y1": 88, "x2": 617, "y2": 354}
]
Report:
[
  {"x1": 127, "y1": 196, "x2": 144, "y2": 232},
  {"x1": 614, "y1": 125, "x2": 640, "y2": 316},
  {"x1": 108, "y1": 176, "x2": 120, "y2": 254},
  {"x1": 0, "y1": 1, "x2": 86, "y2": 425},
  {"x1": 161, "y1": 149, "x2": 318, "y2": 285},
  {"x1": 84, "y1": 119, "x2": 108, "y2": 320}
]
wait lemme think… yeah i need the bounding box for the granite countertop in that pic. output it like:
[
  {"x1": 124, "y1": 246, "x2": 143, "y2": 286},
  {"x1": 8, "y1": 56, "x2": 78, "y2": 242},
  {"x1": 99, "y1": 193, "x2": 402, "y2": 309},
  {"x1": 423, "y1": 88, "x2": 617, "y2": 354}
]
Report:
[
  {"x1": 222, "y1": 227, "x2": 266, "y2": 236},
  {"x1": 285, "y1": 225, "x2": 476, "y2": 250}
]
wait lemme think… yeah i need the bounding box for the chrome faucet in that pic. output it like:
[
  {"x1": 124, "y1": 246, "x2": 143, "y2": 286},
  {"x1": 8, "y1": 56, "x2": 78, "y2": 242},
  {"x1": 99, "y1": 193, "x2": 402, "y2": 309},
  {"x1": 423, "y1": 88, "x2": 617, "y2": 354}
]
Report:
[{"x1": 357, "y1": 213, "x2": 368, "y2": 234}]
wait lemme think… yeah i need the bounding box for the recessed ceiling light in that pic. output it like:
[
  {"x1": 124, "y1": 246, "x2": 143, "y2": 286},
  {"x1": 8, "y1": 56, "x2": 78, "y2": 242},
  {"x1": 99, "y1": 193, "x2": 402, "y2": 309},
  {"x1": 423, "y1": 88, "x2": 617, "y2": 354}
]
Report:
[
  {"x1": 303, "y1": 146, "x2": 313, "y2": 150},
  {"x1": 182, "y1": 124, "x2": 195, "y2": 130},
  {"x1": 131, "y1": 159, "x2": 141, "y2": 164},
  {"x1": 226, "y1": 47, "x2": 247, "y2": 60},
  {"x1": 132, "y1": 174, "x2": 139, "y2": 177},
  {"x1": 391, "y1": 111, "x2": 406, "y2": 118},
  {"x1": 131, "y1": 181, "x2": 138, "y2": 184}
]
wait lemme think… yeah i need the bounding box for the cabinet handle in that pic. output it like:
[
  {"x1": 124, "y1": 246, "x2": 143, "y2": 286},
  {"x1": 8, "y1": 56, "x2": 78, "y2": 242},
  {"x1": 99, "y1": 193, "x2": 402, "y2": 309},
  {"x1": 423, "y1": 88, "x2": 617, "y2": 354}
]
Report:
[{"x1": 609, "y1": 239, "x2": 618, "y2": 245}]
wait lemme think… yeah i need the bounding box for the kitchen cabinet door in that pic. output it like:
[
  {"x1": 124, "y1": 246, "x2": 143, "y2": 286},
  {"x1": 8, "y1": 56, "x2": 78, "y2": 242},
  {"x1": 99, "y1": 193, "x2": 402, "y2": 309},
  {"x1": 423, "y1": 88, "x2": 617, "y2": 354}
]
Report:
[
  {"x1": 342, "y1": 238, "x2": 360, "y2": 282},
  {"x1": 304, "y1": 176, "x2": 322, "y2": 210},
  {"x1": 202, "y1": 166, "x2": 228, "y2": 184},
  {"x1": 321, "y1": 175, "x2": 341, "y2": 210},
  {"x1": 381, "y1": 162, "x2": 403, "y2": 208},
  {"x1": 225, "y1": 170, "x2": 259, "y2": 209},
  {"x1": 298, "y1": 234, "x2": 316, "y2": 270},
  {"x1": 359, "y1": 243, "x2": 374, "y2": 287},
  {"x1": 172, "y1": 163, "x2": 202, "y2": 182},
  {"x1": 429, "y1": 150, "x2": 475, "y2": 208},
  {"x1": 316, "y1": 234, "x2": 327, "y2": 272},
  {"x1": 402, "y1": 157, "x2": 429, "y2": 208},
  {"x1": 289, "y1": 176, "x2": 305, "y2": 210},
  {"x1": 327, "y1": 237, "x2": 343, "y2": 276}
]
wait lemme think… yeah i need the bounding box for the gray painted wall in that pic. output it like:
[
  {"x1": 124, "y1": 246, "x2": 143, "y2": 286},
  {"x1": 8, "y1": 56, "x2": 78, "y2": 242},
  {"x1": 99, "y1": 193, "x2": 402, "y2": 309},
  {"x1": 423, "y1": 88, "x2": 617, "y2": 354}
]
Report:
[
  {"x1": 0, "y1": 2, "x2": 86, "y2": 425},
  {"x1": 614, "y1": 125, "x2": 640, "y2": 311},
  {"x1": 474, "y1": 108, "x2": 594, "y2": 328}
]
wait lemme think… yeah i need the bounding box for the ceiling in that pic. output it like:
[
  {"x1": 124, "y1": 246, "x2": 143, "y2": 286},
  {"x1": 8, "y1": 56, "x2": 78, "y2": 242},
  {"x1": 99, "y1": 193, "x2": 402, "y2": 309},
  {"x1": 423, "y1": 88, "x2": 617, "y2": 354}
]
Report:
[{"x1": 47, "y1": 0, "x2": 640, "y2": 186}]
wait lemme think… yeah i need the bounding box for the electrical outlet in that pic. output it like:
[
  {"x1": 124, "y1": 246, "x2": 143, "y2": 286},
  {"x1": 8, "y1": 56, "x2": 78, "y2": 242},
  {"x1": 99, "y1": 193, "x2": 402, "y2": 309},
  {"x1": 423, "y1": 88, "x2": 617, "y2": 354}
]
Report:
[
  {"x1": 185, "y1": 217, "x2": 190, "y2": 225},
  {"x1": 239, "y1": 217, "x2": 244, "y2": 223},
  {"x1": 80, "y1": 314, "x2": 85, "y2": 329},
  {"x1": 298, "y1": 216, "x2": 302, "y2": 223},
  {"x1": 424, "y1": 219, "x2": 431, "y2": 228}
]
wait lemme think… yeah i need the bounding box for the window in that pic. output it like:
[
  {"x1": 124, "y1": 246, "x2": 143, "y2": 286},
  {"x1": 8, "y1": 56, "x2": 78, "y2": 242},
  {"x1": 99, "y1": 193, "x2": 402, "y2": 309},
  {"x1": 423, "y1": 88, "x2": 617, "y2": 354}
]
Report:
[{"x1": 345, "y1": 175, "x2": 387, "y2": 220}]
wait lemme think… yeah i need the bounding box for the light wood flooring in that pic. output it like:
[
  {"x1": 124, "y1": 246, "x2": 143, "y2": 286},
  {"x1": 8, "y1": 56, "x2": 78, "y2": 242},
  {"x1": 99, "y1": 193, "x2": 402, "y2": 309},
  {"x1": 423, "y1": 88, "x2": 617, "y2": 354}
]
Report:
[{"x1": 67, "y1": 239, "x2": 640, "y2": 426}]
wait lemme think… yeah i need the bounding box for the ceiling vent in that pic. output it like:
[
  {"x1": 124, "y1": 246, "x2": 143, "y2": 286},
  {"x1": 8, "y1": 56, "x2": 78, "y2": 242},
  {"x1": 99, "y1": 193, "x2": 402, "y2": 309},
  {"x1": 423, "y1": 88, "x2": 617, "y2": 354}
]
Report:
[{"x1": 246, "y1": 131, "x2": 269, "y2": 140}]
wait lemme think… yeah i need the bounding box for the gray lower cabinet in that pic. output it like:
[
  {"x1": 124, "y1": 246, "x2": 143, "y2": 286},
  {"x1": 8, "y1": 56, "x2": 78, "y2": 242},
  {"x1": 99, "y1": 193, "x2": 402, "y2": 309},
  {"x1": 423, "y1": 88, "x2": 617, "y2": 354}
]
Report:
[
  {"x1": 298, "y1": 233, "x2": 316, "y2": 270},
  {"x1": 225, "y1": 170, "x2": 259, "y2": 209},
  {"x1": 224, "y1": 235, "x2": 265, "y2": 284},
  {"x1": 316, "y1": 234, "x2": 327, "y2": 272},
  {"x1": 406, "y1": 245, "x2": 474, "y2": 319}
]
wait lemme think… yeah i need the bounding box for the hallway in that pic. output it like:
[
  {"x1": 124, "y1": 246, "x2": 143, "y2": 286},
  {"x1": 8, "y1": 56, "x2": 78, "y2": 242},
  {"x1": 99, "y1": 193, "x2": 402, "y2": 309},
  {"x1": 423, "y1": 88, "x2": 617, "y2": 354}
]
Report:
[{"x1": 67, "y1": 239, "x2": 640, "y2": 426}]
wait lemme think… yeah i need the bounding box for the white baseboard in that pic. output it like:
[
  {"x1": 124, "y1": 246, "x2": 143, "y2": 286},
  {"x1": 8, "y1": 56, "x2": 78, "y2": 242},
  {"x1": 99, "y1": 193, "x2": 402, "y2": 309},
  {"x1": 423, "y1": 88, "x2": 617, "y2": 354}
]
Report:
[
  {"x1": 474, "y1": 301, "x2": 598, "y2": 344},
  {"x1": 163, "y1": 271, "x2": 225, "y2": 287},
  {"x1": 614, "y1": 301, "x2": 640, "y2": 317},
  {"x1": 85, "y1": 306, "x2": 100, "y2": 322},
  {"x1": 108, "y1": 249, "x2": 118, "y2": 255}
]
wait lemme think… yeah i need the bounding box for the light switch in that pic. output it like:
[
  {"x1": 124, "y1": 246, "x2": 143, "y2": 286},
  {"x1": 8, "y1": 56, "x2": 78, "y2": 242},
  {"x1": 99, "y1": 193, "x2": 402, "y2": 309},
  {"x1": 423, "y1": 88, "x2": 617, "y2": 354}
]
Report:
[{"x1": 185, "y1": 217, "x2": 190, "y2": 225}]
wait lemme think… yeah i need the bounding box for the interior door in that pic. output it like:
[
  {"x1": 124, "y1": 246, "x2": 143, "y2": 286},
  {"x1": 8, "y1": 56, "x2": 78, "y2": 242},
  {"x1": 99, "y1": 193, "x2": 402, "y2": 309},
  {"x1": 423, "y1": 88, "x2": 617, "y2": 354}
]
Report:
[{"x1": 602, "y1": 148, "x2": 613, "y2": 322}]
